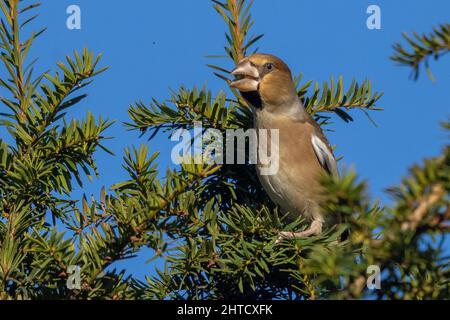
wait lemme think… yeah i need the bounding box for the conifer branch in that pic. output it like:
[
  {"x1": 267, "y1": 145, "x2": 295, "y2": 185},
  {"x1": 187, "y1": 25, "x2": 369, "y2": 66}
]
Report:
[{"x1": 391, "y1": 23, "x2": 450, "y2": 81}]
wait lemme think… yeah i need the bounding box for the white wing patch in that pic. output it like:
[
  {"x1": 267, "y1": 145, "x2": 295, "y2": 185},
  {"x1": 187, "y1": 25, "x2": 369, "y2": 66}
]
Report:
[{"x1": 311, "y1": 134, "x2": 338, "y2": 176}]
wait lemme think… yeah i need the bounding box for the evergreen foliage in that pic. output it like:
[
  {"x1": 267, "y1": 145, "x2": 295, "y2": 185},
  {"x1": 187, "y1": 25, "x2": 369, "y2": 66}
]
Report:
[
  {"x1": 391, "y1": 23, "x2": 450, "y2": 81},
  {"x1": 0, "y1": 0, "x2": 448, "y2": 300}
]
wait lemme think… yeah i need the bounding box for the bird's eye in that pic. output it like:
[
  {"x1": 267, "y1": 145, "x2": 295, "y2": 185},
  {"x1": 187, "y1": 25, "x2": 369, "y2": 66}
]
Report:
[{"x1": 265, "y1": 63, "x2": 274, "y2": 71}]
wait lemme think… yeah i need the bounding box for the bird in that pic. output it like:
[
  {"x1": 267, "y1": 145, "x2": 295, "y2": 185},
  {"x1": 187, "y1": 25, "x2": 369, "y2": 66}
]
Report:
[{"x1": 229, "y1": 53, "x2": 339, "y2": 241}]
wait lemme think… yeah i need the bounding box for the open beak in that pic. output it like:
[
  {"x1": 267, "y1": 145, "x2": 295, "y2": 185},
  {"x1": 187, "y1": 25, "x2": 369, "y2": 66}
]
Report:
[{"x1": 229, "y1": 59, "x2": 260, "y2": 92}]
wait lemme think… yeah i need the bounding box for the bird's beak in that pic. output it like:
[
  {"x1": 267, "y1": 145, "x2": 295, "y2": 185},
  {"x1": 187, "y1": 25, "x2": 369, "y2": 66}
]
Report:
[{"x1": 229, "y1": 59, "x2": 260, "y2": 92}]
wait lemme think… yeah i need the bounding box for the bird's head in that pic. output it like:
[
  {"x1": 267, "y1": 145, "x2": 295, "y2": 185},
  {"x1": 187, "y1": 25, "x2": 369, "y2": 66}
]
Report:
[{"x1": 229, "y1": 54, "x2": 297, "y2": 109}]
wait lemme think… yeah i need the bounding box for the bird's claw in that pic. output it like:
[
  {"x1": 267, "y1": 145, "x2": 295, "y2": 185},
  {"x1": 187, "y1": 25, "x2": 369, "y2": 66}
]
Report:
[{"x1": 274, "y1": 231, "x2": 294, "y2": 245}]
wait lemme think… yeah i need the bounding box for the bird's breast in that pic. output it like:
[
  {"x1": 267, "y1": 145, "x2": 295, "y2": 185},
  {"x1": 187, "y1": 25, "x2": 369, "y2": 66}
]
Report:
[{"x1": 254, "y1": 110, "x2": 324, "y2": 219}]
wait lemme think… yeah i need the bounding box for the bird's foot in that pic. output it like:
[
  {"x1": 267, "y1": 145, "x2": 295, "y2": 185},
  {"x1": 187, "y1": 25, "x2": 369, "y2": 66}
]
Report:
[
  {"x1": 275, "y1": 221, "x2": 323, "y2": 244},
  {"x1": 275, "y1": 231, "x2": 311, "y2": 244}
]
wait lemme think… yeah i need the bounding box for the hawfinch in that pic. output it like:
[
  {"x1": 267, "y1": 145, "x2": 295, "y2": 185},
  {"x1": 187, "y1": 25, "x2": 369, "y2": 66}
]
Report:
[{"x1": 229, "y1": 54, "x2": 338, "y2": 241}]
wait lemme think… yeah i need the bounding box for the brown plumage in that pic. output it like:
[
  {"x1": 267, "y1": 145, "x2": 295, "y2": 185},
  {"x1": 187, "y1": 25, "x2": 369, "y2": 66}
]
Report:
[{"x1": 229, "y1": 53, "x2": 338, "y2": 241}]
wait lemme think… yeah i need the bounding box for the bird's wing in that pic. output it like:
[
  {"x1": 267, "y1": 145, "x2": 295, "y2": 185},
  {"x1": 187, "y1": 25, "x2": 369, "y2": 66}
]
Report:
[{"x1": 306, "y1": 117, "x2": 339, "y2": 177}]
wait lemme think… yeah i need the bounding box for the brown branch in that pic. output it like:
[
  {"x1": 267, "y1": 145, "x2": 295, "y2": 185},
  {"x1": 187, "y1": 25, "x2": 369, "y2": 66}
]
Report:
[
  {"x1": 347, "y1": 275, "x2": 366, "y2": 299},
  {"x1": 401, "y1": 184, "x2": 445, "y2": 231},
  {"x1": 229, "y1": 0, "x2": 245, "y2": 63}
]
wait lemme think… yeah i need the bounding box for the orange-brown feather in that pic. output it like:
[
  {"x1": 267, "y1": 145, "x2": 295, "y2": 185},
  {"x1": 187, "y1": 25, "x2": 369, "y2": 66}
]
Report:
[{"x1": 247, "y1": 54, "x2": 297, "y2": 109}]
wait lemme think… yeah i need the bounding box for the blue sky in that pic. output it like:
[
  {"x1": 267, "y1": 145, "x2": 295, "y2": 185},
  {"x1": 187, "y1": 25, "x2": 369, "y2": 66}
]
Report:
[{"x1": 7, "y1": 0, "x2": 450, "y2": 280}]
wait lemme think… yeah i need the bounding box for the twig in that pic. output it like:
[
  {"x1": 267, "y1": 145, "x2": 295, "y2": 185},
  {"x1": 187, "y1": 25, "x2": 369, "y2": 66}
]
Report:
[{"x1": 401, "y1": 184, "x2": 445, "y2": 231}]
